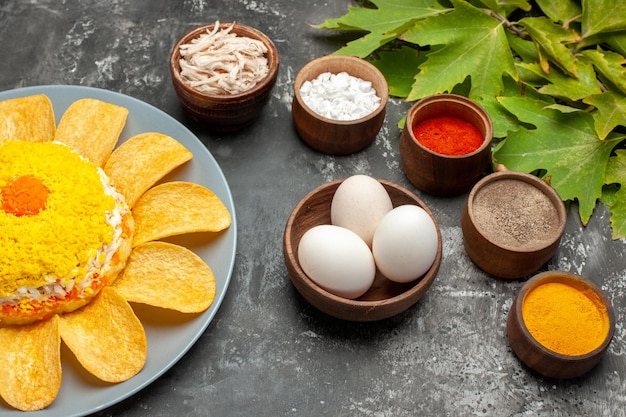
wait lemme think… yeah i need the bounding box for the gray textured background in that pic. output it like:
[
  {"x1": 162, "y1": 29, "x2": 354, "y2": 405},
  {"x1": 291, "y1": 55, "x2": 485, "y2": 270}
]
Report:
[{"x1": 1, "y1": 1, "x2": 625, "y2": 416}]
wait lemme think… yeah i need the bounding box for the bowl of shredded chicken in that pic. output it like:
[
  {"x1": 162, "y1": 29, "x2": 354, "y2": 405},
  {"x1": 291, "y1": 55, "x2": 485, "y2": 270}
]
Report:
[{"x1": 170, "y1": 21, "x2": 280, "y2": 132}]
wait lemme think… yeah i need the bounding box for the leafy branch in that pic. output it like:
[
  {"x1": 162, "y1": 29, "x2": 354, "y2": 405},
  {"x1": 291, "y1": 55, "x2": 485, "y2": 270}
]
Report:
[{"x1": 314, "y1": 0, "x2": 626, "y2": 239}]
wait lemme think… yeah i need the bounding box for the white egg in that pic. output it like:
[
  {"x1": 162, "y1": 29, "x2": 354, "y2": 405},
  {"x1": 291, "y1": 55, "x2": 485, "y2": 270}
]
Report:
[
  {"x1": 297, "y1": 224, "x2": 376, "y2": 299},
  {"x1": 330, "y1": 174, "x2": 393, "y2": 247},
  {"x1": 372, "y1": 205, "x2": 438, "y2": 283}
]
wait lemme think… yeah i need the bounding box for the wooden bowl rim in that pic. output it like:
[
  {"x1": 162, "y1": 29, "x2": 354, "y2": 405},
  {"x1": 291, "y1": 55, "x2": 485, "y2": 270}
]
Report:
[
  {"x1": 465, "y1": 171, "x2": 567, "y2": 253},
  {"x1": 512, "y1": 271, "x2": 616, "y2": 359},
  {"x1": 283, "y1": 178, "x2": 442, "y2": 310},
  {"x1": 404, "y1": 93, "x2": 493, "y2": 159},
  {"x1": 292, "y1": 55, "x2": 389, "y2": 125},
  {"x1": 169, "y1": 22, "x2": 280, "y2": 101}
]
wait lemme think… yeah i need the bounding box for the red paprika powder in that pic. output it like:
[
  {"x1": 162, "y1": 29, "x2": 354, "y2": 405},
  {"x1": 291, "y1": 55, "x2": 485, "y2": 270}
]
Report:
[
  {"x1": 1, "y1": 175, "x2": 50, "y2": 217},
  {"x1": 412, "y1": 116, "x2": 483, "y2": 156}
]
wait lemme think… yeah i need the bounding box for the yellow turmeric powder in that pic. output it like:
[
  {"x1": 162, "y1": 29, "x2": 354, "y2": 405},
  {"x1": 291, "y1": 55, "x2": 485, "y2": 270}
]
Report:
[{"x1": 522, "y1": 280, "x2": 609, "y2": 356}]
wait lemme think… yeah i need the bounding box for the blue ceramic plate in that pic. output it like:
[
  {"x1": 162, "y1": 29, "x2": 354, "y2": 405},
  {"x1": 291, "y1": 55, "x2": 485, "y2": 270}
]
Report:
[{"x1": 0, "y1": 85, "x2": 237, "y2": 417}]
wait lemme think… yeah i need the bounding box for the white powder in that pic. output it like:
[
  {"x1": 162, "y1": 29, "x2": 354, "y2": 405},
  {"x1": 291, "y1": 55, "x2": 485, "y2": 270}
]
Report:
[{"x1": 299, "y1": 71, "x2": 381, "y2": 121}]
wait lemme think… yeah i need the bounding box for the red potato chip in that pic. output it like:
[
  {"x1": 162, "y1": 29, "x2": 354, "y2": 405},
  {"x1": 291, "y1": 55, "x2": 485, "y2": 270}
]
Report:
[
  {"x1": 58, "y1": 287, "x2": 147, "y2": 383},
  {"x1": 0, "y1": 94, "x2": 55, "y2": 143},
  {"x1": 0, "y1": 315, "x2": 62, "y2": 411},
  {"x1": 131, "y1": 181, "x2": 231, "y2": 247},
  {"x1": 54, "y1": 98, "x2": 128, "y2": 167},
  {"x1": 113, "y1": 241, "x2": 216, "y2": 313},
  {"x1": 104, "y1": 132, "x2": 193, "y2": 208}
]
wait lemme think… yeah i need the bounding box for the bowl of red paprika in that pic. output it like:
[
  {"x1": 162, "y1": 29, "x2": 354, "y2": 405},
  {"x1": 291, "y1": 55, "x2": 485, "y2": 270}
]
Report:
[
  {"x1": 507, "y1": 271, "x2": 615, "y2": 379},
  {"x1": 399, "y1": 94, "x2": 493, "y2": 196}
]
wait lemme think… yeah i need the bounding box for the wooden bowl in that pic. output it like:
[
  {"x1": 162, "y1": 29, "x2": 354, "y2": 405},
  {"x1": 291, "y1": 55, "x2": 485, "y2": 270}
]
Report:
[
  {"x1": 291, "y1": 55, "x2": 389, "y2": 155},
  {"x1": 461, "y1": 171, "x2": 566, "y2": 279},
  {"x1": 169, "y1": 22, "x2": 279, "y2": 132},
  {"x1": 399, "y1": 94, "x2": 493, "y2": 196},
  {"x1": 283, "y1": 179, "x2": 442, "y2": 321},
  {"x1": 507, "y1": 271, "x2": 615, "y2": 379}
]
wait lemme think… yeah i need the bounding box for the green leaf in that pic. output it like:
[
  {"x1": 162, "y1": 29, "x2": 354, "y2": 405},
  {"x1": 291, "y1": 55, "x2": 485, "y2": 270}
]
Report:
[
  {"x1": 370, "y1": 46, "x2": 427, "y2": 97},
  {"x1": 534, "y1": 0, "x2": 581, "y2": 26},
  {"x1": 580, "y1": 48, "x2": 626, "y2": 95},
  {"x1": 402, "y1": 0, "x2": 517, "y2": 104},
  {"x1": 507, "y1": 30, "x2": 540, "y2": 63},
  {"x1": 516, "y1": 61, "x2": 602, "y2": 101},
  {"x1": 584, "y1": 91, "x2": 626, "y2": 140},
  {"x1": 493, "y1": 96, "x2": 622, "y2": 224},
  {"x1": 316, "y1": 0, "x2": 448, "y2": 58},
  {"x1": 500, "y1": 0, "x2": 532, "y2": 13},
  {"x1": 508, "y1": 33, "x2": 546, "y2": 87},
  {"x1": 605, "y1": 31, "x2": 626, "y2": 56},
  {"x1": 514, "y1": 63, "x2": 547, "y2": 87},
  {"x1": 475, "y1": 0, "x2": 498, "y2": 12},
  {"x1": 603, "y1": 150, "x2": 626, "y2": 239},
  {"x1": 577, "y1": 31, "x2": 626, "y2": 52},
  {"x1": 581, "y1": 0, "x2": 626, "y2": 38},
  {"x1": 329, "y1": 26, "x2": 409, "y2": 59},
  {"x1": 543, "y1": 103, "x2": 583, "y2": 113},
  {"x1": 486, "y1": 75, "x2": 538, "y2": 138},
  {"x1": 519, "y1": 16, "x2": 581, "y2": 77},
  {"x1": 478, "y1": 0, "x2": 531, "y2": 14}
]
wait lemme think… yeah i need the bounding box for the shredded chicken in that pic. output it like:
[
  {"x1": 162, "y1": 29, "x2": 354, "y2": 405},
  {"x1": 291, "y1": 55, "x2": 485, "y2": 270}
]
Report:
[{"x1": 179, "y1": 21, "x2": 270, "y2": 95}]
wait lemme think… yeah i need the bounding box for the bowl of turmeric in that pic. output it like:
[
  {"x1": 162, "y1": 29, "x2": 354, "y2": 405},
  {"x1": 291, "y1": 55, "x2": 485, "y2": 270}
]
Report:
[
  {"x1": 170, "y1": 21, "x2": 279, "y2": 132},
  {"x1": 507, "y1": 271, "x2": 615, "y2": 379}
]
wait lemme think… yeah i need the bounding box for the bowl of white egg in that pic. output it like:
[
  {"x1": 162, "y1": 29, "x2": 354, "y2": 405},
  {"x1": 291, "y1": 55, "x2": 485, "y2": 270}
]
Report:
[
  {"x1": 291, "y1": 55, "x2": 389, "y2": 155},
  {"x1": 283, "y1": 175, "x2": 442, "y2": 321}
]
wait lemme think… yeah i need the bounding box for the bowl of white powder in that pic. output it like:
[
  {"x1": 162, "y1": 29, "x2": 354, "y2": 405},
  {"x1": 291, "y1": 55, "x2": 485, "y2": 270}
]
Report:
[
  {"x1": 292, "y1": 55, "x2": 388, "y2": 155},
  {"x1": 170, "y1": 21, "x2": 279, "y2": 132}
]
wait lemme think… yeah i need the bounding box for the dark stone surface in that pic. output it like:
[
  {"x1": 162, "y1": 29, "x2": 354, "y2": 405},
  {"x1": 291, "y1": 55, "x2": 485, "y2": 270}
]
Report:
[{"x1": 1, "y1": 1, "x2": 625, "y2": 416}]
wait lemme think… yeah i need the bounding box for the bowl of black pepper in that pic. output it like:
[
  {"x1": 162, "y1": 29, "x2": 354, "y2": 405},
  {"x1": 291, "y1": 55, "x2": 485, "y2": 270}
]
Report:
[
  {"x1": 461, "y1": 169, "x2": 567, "y2": 279},
  {"x1": 170, "y1": 21, "x2": 279, "y2": 133},
  {"x1": 292, "y1": 55, "x2": 389, "y2": 155}
]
